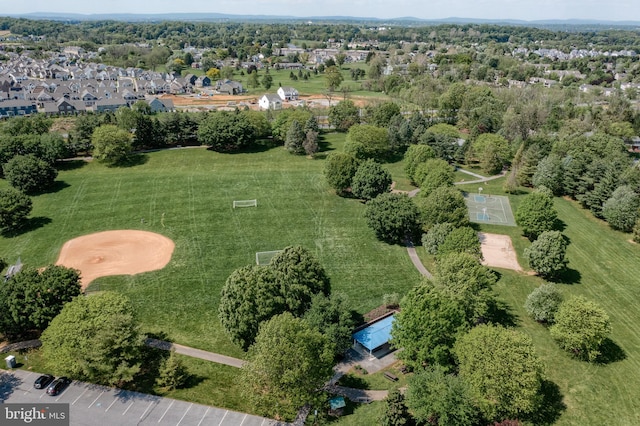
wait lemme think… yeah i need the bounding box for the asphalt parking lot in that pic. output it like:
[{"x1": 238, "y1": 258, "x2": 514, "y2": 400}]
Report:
[{"x1": 1, "y1": 369, "x2": 281, "y2": 426}]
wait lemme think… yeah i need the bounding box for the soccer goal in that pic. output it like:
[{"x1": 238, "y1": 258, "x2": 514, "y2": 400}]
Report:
[
  {"x1": 233, "y1": 199, "x2": 257, "y2": 208},
  {"x1": 256, "y1": 250, "x2": 282, "y2": 265}
]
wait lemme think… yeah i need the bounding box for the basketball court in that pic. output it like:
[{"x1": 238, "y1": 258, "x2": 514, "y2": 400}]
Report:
[{"x1": 464, "y1": 192, "x2": 516, "y2": 226}]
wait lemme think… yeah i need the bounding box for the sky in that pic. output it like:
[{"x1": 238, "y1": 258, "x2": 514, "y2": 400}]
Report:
[{"x1": 2, "y1": 0, "x2": 640, "y2": 22}]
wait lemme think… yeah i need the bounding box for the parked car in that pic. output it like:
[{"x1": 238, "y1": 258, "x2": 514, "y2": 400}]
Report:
[
  {"x1": 46, "y1": 377, "x2": 71, "y2": 396},
  {"x1": 34, "y1": 374, "x2": 55, "y2": 389}
]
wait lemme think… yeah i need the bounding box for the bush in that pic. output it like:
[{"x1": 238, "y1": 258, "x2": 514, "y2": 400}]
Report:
[{"x1": 524, "y1": 283, "x2": 563, "y2": 323}]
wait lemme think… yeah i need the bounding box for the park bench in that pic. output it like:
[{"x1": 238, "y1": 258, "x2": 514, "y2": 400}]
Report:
[{"x1": 384, "y1": 372, "x2": 398, "y2": 382}]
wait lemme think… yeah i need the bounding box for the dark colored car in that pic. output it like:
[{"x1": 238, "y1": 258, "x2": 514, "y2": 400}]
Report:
[
  {"x1": 34, "y1": 374, "x2": 55, "y2": 389},
  {"x1": 46, "y1": 377, "x2": 71, "y2": 396}
]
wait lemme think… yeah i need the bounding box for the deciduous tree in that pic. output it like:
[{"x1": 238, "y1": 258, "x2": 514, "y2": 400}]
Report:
[
  {"x1": 415, "y1": 186, "x2": 469, "y2": 229},
  {"x1": 328, "y1": 100, "x2": 360, "y2": 131},
  {"x1": 3, "y1": 154, "x2": 57, "y2": 194},
  {"x1": 40, "y1": 292, "x2": 143, "y2": 386},
  {"x1": 344, "y1": 124, "x2": 390, "y2": 160},
  {"x1": 324, "y1": 152, "x2": 359, "y2": 195},
  {"x1": 404, "y1": 144, "x2": 436, "y2": 184},
  {"x1": 242, "y1": 313, "x2": 333, "y2": 420},
  {"x1": 91, "y1": 124, "x2": 133, "y2": 165},
  {"x1": 0, "y1": 187, "x2": 32, "y2": 231},
  {"x1": 515, "y1": 192, "x2": 557, "y2": 240},
  {"x1": 524, "y1": 231, "x2": 568, "y2": 279},
  {"x1": 364, "y1": 193, "x2": 421, "y2": 244},
  {"x1": 303, "y1": 293, "x2": 357, "y2": 357},
  {"x1": 524, "y1": 283, "x2": 563, "y2": 323},
  {"x1": 197, "y1": 111, "x2": 256, "y2": 152},
  {"x1": 406, "y1": 366, "x2": 479, "y2": 426},
  {"x1": 351, "y1": 159, "x2": 392, "y2": 200},
  {"x1": 454, "y1": 324, "x2": 545, "y2": 421},
  {"x1": 392, "y1": 283, "x2": 468, "y2": 369},
  {"x1": 550, "y1": 296, "x2": 611, "y2": 362}
]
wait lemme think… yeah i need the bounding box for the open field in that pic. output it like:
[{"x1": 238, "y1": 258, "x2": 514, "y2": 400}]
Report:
[
  {"x1": 456, "y1": 179, "x2": 640, "y2": 425},
  {"x1": 0, "y1": 135, "x2": 420, "y2": 362}
]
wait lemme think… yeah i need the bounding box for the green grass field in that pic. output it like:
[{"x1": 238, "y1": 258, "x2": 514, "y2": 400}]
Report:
[{"x1": 455, "y1": 180, "x2": 640, "y2": 425}]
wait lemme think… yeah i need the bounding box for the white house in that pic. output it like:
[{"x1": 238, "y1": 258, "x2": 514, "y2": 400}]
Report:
[
  {"x1": 277, "y1": 86, "x2": 299, "y2": 101},
  {"x1": 258, "y1": 94, "x2": 282, "y2": 110}
]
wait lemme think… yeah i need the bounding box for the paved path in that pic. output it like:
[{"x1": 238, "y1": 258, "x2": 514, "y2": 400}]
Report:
[
  {"x1": 454, "y1": 169, "x2": 506, "y2": 185},
  {"x1": 326, "y1": 385, "x2": 389, "y2": 402},
  {"x1": 145, "y1": 338, "x2": 246, "y2": 368},
  {"x1": 405, "y1": 240, "x2": 433, "y2": 278}
]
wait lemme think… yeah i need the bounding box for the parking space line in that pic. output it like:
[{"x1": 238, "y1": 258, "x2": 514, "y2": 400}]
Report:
[
  {"x1": 218, "y1": 410, "x2": 228, "y2": 426},
  {"x1": 88, "y1": 390, "x2": 105, "y2": 408},
  {"x1": 140, "y1": 400, "x2": 154, "y2": 419},
  {"x1": 123, "y1": 401, "x2": 134, "y2": 416},
  {"x1": 176, "y1": 403, "x2": 193, "y2": 426},
  {"x1": 239, "y1": 414, "x2": 248, "y2": 425},
  {"x1": 105, "y1": 398, "x2": 118, "y2": 412},
  {"x1": 158, "y1": 399, "x2": 174, "y2": 423},
  {"x1": 39, "y1": 391, "x2": 47, "y2": 399},
  {"x1": 197, "y1": 407, "x2": 209, "y2": 426},
  {"x1": 72, "y1": 388, "x2": 89, "y2": 405}
]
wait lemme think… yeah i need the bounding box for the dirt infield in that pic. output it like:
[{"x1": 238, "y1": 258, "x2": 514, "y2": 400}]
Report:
[
  {"x1": 56, "y1": 230, "x2": 175, "y2": 289},
  {"x1": 478, "y1": 232, "x2": 522, "y2": 271}
]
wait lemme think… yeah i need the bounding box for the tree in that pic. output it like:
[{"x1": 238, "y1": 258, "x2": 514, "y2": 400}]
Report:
[
  {"x1": 0, "y1": 187, "x2": 32, "y2": 231},
  {"x1": 335, "y1": 52, "x2": 347, "y2": 68},
  {"x1": 437, "y1": 226, "x2": 482, "y2": 259},
  {"x1": 271, "y1": 109, "x2": 313, "y2": 143},
  {"x1": 205, "y1": 67, "x2": 221, "y2": 80},
  {"x1": 242, "y1": 110, "x2": 272, "y2": 139},
  {"x1": 422, "y1": 222, "x2": 455, "y2": 255},
  {"x1": 524, "y1": 231, "x2": 568, "y2": 279},
  {"x1": 414, "y1": 159, "x2": 454, "y2": 197},
  {"x1": 364, "y1": 193, "x2": 421, "y2": 244},
  {"x1": 247, "y1": 70, "x2": 260, "y2": 88},
  {"x1": 404, "y1": 145, "x2": 436, "y2": 184},
  {"x1": 156, "y1": 351, "x2": 189, "y2": 391},
  {"x1": 467, "y1": 133, "x2": 511, "y2": 175},
  {"x1": 515, "y1": 192, "x2": 558, "y2": 240},
  {"x1": 303, "y1": 130, "x2": 319, "y2": 157},
  {"x1": 366, "y1": 102, "x2": 402, "y2": 127},
  {"x1": 91, "y1": 124, "x2": 133, "y2": 165},
  {"x1": 218, "y1": 265, "x2": 284, "y2": 350},
  {"x1": 324, "y1": 152, "x2": 359, "y2": 195},
  {"x1": 415, "y1": 186, "x2": 469, "y2": 229},
  {"x1": 602, "y1": 185, "x2": 640, "y2": 232},
  {"x1": 242, "y1": 313, "x2": 333, "y2": 420},
  {"x1": 351, "y1": 159, "x2": 392, "y2": 200},
  {"x1": 40, "y1": 292, "x2": 143, "y2": 386},
  {"x1": 524, "y1": 283, "x2": 563, "y2": 323},
  {"x1": 269, "y1": 246, "x2": 331, "y2": 316},
  {"x1": 344, "y1": 124, "x2": 390, "y2": 160},
  {"x1": 328, "y1": 100, "x2": 360, "y2": 131},
  {"x1": 434, "y1": 253, "x2": 496, "y2": 324},
  {"x1": 0, "y1": 265, "x2": 80, "y2": 337},
  {"x1": 284, "y1": 120, "x2": 306, "y2": 155},
  {"x1": 261, "y1": 73, "x2": 273, "y2": 90},
  {"x1": 303, "y1": 292, "x2": 357, "y2": 357},
  {"x1": 405, "y1": 366, "x2": 479, "y2": 426},
  {"x1": 392, "y1": 283, "x2": 468, "y2": 369},
  {"x1": 197, "y1": 111, "x2": 256, "y2": 152},
  {"x1": 325, "y1": 65, "x2": 344, "y2": 91},
  {"x1": 550, "y1": 296, "x2": 611, "y2": 362},
  {"x1": 3, "y1": 154, "x2": 57, "y2": 194},
  {"x1": 454, "y1": 324, "x2": 545, "y2": 421},
  {"x1": 532, "y1": 154, "x2": 564, "y2": 195},
  {"x1": 633, "y1": 217, "x2": 640, "y2": 243},
  {"x1": 380, "y1": 389, "x2": 414, "y2": 426}
]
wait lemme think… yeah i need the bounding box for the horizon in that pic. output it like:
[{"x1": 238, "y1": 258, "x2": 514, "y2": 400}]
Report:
[{"x1": 3, "y1": 0, "x2": 640, "y2": 23}]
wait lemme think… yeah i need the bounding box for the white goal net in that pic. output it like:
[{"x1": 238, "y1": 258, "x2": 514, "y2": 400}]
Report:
[
  {"x1": 233, "y1": 199, "x2": 257, "y2": 208},
  {"x1": 255, "y1": 250, "x2": 282, "y2": 265}
]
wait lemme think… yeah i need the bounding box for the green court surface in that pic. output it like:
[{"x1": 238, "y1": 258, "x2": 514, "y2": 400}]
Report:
[{"x1": 463, "y1": 192, "x2": 516, "y2": 226}]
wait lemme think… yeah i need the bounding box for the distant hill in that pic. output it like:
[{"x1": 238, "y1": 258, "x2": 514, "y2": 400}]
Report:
[{"x1": 5, "y1": 12, "x2": 640, "y2": 27}]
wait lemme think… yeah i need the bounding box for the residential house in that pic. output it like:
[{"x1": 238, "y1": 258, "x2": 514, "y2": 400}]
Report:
[
  {"x1": 258, "y1": 94, "x2": 282, "y2": 110},
  {"x1": 277, "y1": 86, "x2": 299, "y2": 101},
  {"x1": 195, "y1": 75, "x2": 211, "y2": 88},
  {"x1": 0, "y1": 99, "x2": 37, "y2": 117},
  {"x1": 92, "y1": 97, "x2": 127, "y2": 113},
  {"x1": 216, "y1": 79, "x2": 243, "y2": 95},
  {"x1": 147, "y1": 97, "x2": 175, "y2": 113}
]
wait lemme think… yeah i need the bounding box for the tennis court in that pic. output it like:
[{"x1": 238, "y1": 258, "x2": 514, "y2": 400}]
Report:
[{"x1": 464, "y1": 193, "x2": 516, "y2": 226}]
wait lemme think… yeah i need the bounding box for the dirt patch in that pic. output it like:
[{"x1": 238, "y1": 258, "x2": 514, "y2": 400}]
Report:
[
  {"x1": 56, "y1": 230, "x2": 175, "y2": 289},
  {"x1": 478, "y1": 232, "x2": 522, "y2": 271}
]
